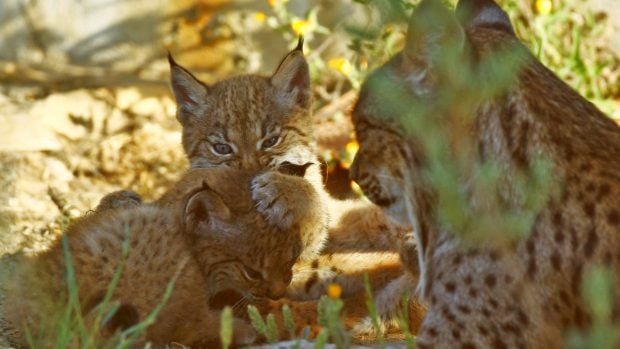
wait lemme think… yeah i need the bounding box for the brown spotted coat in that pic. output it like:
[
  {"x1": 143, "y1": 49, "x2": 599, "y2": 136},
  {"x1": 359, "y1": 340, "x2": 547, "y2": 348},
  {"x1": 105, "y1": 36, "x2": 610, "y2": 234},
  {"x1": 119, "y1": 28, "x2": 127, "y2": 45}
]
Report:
[{"x1": 350, "y1": 0, "x2": 620, "y2": 347}]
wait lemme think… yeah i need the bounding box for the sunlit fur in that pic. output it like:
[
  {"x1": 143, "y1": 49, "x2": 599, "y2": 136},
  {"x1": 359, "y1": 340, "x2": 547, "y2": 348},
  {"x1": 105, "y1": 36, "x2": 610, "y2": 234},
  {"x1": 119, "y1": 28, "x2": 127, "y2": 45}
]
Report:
[
  {"x1": 351, "y1": 0, "x2": 620, "y2": 347},
  {"x1": 168, "y1": 45, "x2": 426, "y2": 336},
  {"x1": 4, "y1": 168, "x2": 308, "y2": 348}
]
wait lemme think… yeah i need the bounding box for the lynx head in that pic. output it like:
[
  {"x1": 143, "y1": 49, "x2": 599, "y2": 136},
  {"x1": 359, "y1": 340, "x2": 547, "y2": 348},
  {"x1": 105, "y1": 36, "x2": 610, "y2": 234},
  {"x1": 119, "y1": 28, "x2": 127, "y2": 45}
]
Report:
[
  {"x1": 179, "y1": 166, "x2": 308, "y2": 311},
  {"x1": 351, "y1": 0, "x2": 519, "y2": 224},
  {"x1": 169, "y1": 38, "x2": 317, "y2": 173}
]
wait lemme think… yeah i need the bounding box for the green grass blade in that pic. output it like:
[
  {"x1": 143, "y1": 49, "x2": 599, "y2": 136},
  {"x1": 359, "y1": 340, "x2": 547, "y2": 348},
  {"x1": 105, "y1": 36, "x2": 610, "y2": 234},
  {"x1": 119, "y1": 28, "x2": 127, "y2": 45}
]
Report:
[
  {"x1": 282, "y1": 304, "x2": 296, "y2": 339},
  {"x1": 60, "y1": 234, "x2": 90, "y2": 348},
  {"x1": 247, "y1": 305, "x2": 267, "y2": 336},
  {"x1": 220, "y1": 307, "x2": 233, "y2": 349},
  {"x1": 265, "y1": 313, "x2": 279, "y2": 343},
  {"x1": 363, "y1": 273, "x2": 385, "y2": 348},
  {"x1": 314, "y1": 328, "x2": 329, "y2": 349}
]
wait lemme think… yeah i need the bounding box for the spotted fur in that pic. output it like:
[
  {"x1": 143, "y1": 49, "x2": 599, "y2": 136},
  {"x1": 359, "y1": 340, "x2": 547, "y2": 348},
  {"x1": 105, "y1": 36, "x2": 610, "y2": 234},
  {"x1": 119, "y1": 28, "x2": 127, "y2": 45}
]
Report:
[{"x1": 351, "y1": 0, "x2": 620, "y2": 347}]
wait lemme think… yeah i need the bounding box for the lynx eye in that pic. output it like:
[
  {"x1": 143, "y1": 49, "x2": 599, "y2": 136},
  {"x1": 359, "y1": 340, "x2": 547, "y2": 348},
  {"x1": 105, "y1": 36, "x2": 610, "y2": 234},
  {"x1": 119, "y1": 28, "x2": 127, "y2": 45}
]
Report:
[
  {"x1": 242, "y1": 265, "x2": 263, "y2": 281},
  {"x1": 261, "y1": 136, "x2": 280, "y2": 150},
  {"x1": 212, "y1": 143, "x2": 233, "y2": 155}
]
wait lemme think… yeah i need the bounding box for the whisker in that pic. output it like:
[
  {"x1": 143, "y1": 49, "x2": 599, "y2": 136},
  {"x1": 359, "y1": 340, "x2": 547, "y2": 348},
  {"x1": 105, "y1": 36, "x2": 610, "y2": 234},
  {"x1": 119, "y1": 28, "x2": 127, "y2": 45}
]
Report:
[
  {"x1": 232, "y1": 295, "x2": 251, "y2": 313},
  {"x1": 231, "y1": 296, "x2": 247, "y2": 309}
]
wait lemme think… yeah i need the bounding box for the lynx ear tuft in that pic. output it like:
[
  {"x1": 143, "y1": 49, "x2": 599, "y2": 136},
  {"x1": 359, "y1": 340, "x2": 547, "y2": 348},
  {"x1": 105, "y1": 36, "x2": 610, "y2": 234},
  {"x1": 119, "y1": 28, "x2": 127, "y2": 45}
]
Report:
[
  {"x1": 270, "y1": 42, "x2": 311, "y2": 109},
  {"x1": 167, "y1": 51, "x2": 176, "y2": 66},
  {"x1": 183, "y1": 181, "x2": 230, "y2": 234},
  {"x1": 456, "y1": 0, "x2": 515, "y2": 35},
  {"x1": 294, "y1": 36, "x2": 304, "y2": 53},
  {"x1": 169, "y1": 53, "x2": 208, "y2": 125}
]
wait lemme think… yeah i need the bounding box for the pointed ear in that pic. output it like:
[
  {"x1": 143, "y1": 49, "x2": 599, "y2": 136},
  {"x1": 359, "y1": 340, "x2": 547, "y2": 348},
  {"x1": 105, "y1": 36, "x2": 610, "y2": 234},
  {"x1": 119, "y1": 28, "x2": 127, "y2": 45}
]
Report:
[
  {"x1": 183, "y1": 181, "x2": 230, "y2": 234},
  {"x1": 456, "y1": 0, "x2": 515, "y2": 35},
  {"x1": 270, "y1": 37, "x2": 311, "y2": 109},
  {"x1": 169, "y1": 53, "x2": 208, "y2": 125},
  {"x1": 403, "y1": 0, "x2": 465, "y2": 65}
]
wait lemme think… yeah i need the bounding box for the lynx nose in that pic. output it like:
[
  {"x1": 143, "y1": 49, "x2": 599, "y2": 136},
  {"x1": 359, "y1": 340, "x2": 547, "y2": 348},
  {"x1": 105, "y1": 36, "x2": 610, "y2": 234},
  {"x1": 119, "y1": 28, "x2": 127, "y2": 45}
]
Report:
[
  {"x1": 267, "y1": 283, "x2": 287, "y2": 300},
  {"x1": 242, "y1": 154, "x2": 262, "y2": 172}
]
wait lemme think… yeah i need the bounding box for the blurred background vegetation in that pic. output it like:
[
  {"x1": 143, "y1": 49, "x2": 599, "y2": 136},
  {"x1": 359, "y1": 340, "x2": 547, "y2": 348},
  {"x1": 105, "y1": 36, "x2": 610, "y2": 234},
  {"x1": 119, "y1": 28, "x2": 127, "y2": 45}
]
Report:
[{"x1": 0, "y1": 0, "x2": 618, "y2": 346}]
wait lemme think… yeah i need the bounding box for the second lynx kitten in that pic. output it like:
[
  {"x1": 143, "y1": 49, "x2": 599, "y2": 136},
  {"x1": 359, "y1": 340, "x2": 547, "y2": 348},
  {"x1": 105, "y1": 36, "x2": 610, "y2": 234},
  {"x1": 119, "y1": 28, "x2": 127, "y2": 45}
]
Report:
[{"x1": 4, "y1": 167, "x2": 313, "y2": 348}]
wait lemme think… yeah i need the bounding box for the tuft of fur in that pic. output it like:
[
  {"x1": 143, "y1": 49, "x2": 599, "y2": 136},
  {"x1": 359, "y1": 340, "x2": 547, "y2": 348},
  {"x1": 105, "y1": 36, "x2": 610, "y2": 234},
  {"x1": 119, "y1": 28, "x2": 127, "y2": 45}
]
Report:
[{"x1": 351, "y1": 0, "x2": 620, "y2": 347}]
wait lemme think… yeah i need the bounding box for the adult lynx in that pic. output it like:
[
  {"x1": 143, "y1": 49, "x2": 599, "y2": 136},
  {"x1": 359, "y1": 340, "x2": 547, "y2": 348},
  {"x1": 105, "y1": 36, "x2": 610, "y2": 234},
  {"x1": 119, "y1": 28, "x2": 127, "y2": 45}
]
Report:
[{"x1": 351, "y1": 0, "x2": 620, "y2": 347}]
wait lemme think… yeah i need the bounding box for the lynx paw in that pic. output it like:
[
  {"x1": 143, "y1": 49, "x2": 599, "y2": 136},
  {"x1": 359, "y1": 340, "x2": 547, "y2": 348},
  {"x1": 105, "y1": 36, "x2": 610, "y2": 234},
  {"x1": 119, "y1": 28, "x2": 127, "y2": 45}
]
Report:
[
  {"x1": 351, "y1": 316, "x2": 389, "y2": 341},
  {"x1": 251, "y1": 172, "x2": 298, "y2": 230},
  {"x1": 96, "y1": 190, "x2": 142, "y2": 212},
  {"x1": 351, "y1": 274, "x2": 417, "y2": 340}
]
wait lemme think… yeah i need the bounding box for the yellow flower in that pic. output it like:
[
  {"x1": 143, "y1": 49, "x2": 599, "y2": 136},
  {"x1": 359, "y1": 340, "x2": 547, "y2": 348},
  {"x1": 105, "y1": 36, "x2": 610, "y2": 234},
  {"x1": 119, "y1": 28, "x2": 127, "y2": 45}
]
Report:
[
  {"x1": 254, "y1": 12, "x2": 266, "y2": 23},
  {"x1": 339, "y1": 140, "x2": 359, "y2": 169},
  {"x1": 327, "y1": 283, "x2": 342, "y2": 299},
  {"x1": 269, "y1": 0, "x2": 289, "y2": 6},
  {"x1": 291, "y1": 18, "x2": 311, "y2": 36},
  {"x1": 535, "y1": 0, "x2": 552, "y2": 15},
  {"x1": 328, "y1": 58, "x2": 353, "y2": 76},
  {"x1": 345, "y1": 140, "x2": 359, "y2": 155}
]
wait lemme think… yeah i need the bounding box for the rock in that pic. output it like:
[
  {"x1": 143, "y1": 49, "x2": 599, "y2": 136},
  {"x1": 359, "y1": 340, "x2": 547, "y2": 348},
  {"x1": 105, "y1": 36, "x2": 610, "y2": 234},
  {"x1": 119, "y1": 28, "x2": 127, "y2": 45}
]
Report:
[
  {"x1": 130, "y1": 96, "x2": 165, "y2": 116},
  {"x1": 42, "y1": 157, "x2": 75, "y2": 191},
  {"x1": 34, "y1": 90, "x2": 108, "y2": 140},
  {"x1": 98, "y1": 133, "x2": 132, "y2": 173},
  {"x1": 115, "y1": 87, "x2": 143, "y2": 110},
  {"x1": 0, "y1": 96, "x2": 63, "y2": 152}
]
